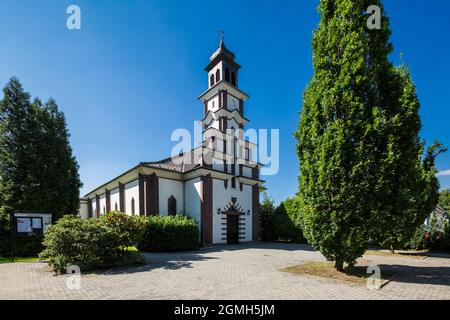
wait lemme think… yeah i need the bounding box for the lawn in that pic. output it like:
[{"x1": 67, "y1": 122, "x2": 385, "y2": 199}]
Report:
[
  {"x1": 282, "y1": 261, "x2": 395, "y2": 286},
  {"x1": 0, "y1": 256, "x2": 40, "y2": 264},
  {"x1": 365, "y1": 250, "x2": 428, "y2": 259}
]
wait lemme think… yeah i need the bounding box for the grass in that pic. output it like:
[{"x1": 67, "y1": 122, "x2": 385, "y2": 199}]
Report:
[
  {"x1": 0, "y1": 256, "x2": 40, "y2": 264},
  {"x1": 365, "y1": 249, "x2": 428, "y2": 259},
  {"x1": 282, "y1": 261, "x2": 395, "y2": 286}
]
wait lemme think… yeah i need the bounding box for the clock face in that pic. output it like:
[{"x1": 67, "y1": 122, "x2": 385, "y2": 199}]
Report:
[{"x1": 232, "y1": 100, "x2": 237, "y2": 109}]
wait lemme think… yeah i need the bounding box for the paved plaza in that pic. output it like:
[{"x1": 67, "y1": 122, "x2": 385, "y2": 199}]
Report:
[{"x1": 1, "y1": 242, "x2": 449, "y2": 300}]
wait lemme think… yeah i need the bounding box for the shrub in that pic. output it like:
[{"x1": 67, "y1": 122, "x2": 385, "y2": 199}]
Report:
[
  {"x1": 39, "y1": 212, "x2": 147, "y2": 273},
  {"x1": 407, "y1": 221, "x2": 450, "y2": 252},
  {"x1": 259, "y1": 195, "x2": 277, "y2": 241},
  {"x1": 259, "y1": 195, "x2": 306, "y2": 243},
  {"x1": 137, "y1": 215, "x2": 199, "y2": 252},
  {"x1": 274, "y1": 197, "x2": 306, "y2": 243}
]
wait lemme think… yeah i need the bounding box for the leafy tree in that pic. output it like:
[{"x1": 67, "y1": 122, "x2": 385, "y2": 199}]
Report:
[
  {"x1": 370, "y1": 64, "x2": 445, "y2": 253},
  {"x1": 296, "y1": 0, "x2": 445, "y2": 268},
  {"x1": 273, "y1": 197, "x2": 305, "y2": 243},
  {"x1": 439, "y1": 189, "x2": 450, "y2": 212},
  {"x1": 296, "y1": 0, "x2": 387, "y2": 271},
  {"x1": 259, "y1": 193, "x2": 277, "y2": 241}
]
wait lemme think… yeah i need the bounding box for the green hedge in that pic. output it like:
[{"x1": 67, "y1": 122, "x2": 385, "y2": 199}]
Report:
[
  {"x1": 39, "y1": 212, "x2": 147, "y2": 273},
  {"x1": 137, "y1": 215, "x2": 199, "y2": 252}
]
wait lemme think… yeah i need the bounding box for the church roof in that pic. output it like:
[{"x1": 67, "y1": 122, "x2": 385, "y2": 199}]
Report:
[
  {"x1": 205, "y1": 36, "x2": 240, "y2": 72},
  {"x1": 141, "y1": 152, "x2": 200, "y2": 173}
]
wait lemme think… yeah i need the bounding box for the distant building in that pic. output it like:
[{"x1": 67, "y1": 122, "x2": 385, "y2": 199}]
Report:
[{"x1": 79, "y1": 38, "x2": 264, "y2": 245}]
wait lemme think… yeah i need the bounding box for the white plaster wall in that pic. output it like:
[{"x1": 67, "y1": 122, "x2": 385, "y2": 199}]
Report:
[
  {"x1": 99, "y1": 194, "x2": 106, "y2": 215},
  {"x1": 79, "y1": 201, "x2": 89, "y2": 219},
  {"x1": 212, "y1": 179, "x2": 253, "y2": 244},
  {"x1": 210, "y1": 119, "x2": 220, "y2": 130},
  {"x1": 91, "y1": 198, "x2": 97, "y2": 216},
  {"x1": 158, "y1": 178, "x2": 184, "y2": 215},
  {"x1": 184, "y1": 178, "x2": 202, "y2": 235},
  {"x1": 124, "y1": 179, "x2": 139, "y2": 216},
  {"x1": 215, "y1": 137, "x2": 224, "y2": 153},
  {"x1": 207, "y1": 95, "x2": 219, "y2": 112},
  {"x1": 228, "y1": 119, "x2": 239, "y2": 131},
  {"x1": 110, "y1": 188, "x2": 120, "y2": 212}
]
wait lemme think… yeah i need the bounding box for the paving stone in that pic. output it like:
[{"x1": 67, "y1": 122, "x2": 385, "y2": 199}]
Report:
[{"x1": 0, "y1": 243, "x2": 449, "y2": 300}]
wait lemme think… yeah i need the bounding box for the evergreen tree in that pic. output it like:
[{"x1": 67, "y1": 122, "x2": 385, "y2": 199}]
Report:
[
  {"x1": 0, "y1": 78, "x2": 37, "y2": 217},
  {"x1": 0, "y1": 78, "x2": 82, "y2": 225}
]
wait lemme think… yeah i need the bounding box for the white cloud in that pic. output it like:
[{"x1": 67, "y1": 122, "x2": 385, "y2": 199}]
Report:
[{"x1": 437, "y1": 170, "x2": 450, "y2": 177}]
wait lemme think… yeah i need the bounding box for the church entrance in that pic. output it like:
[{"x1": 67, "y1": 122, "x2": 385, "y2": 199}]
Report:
[{"x1": 226, "y1": 212, "x2": 239, "y2": 245}]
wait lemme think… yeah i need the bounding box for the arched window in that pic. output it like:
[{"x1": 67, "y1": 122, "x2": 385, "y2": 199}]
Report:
[
  {"x1": 131, "y1": 197, "x2": 135, "y2": 216},
  {"x1": 231, "y1": 72, "x2": 236, "y2": 86},
  {"x1": 216, "y1": 69, "x2": 221, "y2": 82},
  {"x1": 210, "y1": 74, "x2": 215, "y2": 87},
  {"x1": 115, "y1": 202, "x2": 118, "y2": 211},
  {"x1": 168, "y1": 196, "x2": 176, "y2": 216},
  {"x1": 225, "y1": 68, "x2": 230, "y2": 82}
]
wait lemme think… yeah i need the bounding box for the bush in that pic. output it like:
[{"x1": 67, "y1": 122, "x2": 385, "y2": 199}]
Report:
[
  {"x1": 259, "y1": 195, "x2": 306, "y2": 243},
  {"x1": 39, "y1": 212, "x2": 147, "y2": 273},
  {"x1": 259, "y1": 196, "x2": 277, "y2": 241},
  {"x1": 137, "y1": 215, "x2": 199, "y2": 252},
  {"x1": 274, "y1": 197, "x2": 306, "y2": 243},
  {"x1": 407, "y1": 221, "x2": 450, "y2": 252}
]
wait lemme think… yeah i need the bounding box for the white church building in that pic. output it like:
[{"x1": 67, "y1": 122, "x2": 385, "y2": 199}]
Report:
[{"x1": 79, "y1": 38, "x2": 264, "y2": 245}]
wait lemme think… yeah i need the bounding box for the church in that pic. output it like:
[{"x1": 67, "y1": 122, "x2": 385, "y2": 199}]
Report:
[{"x1": 79, "y1": 38, "x2": 264, "y2": 245}]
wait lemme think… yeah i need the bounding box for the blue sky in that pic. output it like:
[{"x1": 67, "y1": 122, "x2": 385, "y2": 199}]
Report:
[{"x1": 0, "y1": 0, "x2": 449, "y2": 204}]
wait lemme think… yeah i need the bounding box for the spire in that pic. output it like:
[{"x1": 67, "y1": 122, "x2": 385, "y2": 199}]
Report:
[
  {"x1": 209, "y1": 31, "x2": 236, "y2": 62},
  {"x1": 219, "y1": 30, "x2": 225, "y2": 47}
]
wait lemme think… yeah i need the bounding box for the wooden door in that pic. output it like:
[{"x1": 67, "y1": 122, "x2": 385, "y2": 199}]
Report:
[{"x1": 227, "y1": 214, "x2": 239, "y2": 244}]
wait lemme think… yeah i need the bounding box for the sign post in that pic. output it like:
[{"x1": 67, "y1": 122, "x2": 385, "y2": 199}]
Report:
[{"x1": 9, "y1": 212, "x2": 15, "y2": 262}]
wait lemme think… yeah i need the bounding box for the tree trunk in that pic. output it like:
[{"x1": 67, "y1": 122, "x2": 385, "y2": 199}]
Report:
[
  {"x1": 390, "y1": 245, "x2": 395, "y2": 254},
  {"x1": 335, "y1": 259, "x2": 344, "y2": 272}
]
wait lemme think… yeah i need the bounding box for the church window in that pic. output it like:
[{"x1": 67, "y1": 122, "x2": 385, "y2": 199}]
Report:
[
  {"x1": 168, "y1": 196, "x2": 176, "y2": 216},
  {"x1": 216, "y1": 69, "x2": 221, "y2": 82},
  {"x1": 103, "y1": 206, "x2": 106, "y2": 215},
  {"x1": 231, "y1": 177, "x2": 236, "y2": 189},
  {"x1": 115, "y1": 202, "x2": 118, "y2": 211},
  {"x1": 210, "y1": 74, "x2": 215, "y2": 87},
  {"x1": 231, "y1": 72, "x2": 236, "y2": 86},
  {"x1": 131, "y1": 198, "x2": 135, "y2": 216},
  {"x1": 225, "y1": 68, "x2": 230, "y2": 82}
]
